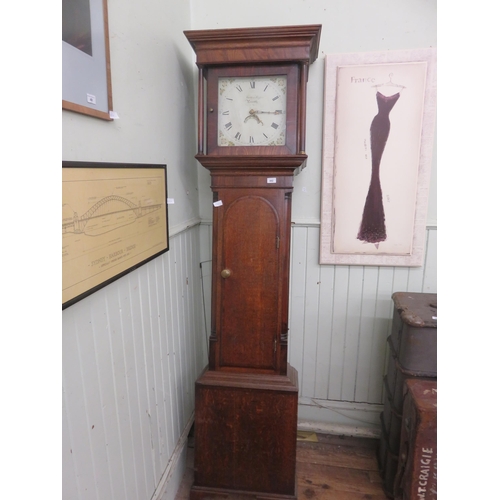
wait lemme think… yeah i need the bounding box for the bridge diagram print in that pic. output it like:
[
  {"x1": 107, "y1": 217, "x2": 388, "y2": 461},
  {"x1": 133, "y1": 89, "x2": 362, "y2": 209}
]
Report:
[{"x1": 62, "y1": 194, "x2": 163, "y2": 236}]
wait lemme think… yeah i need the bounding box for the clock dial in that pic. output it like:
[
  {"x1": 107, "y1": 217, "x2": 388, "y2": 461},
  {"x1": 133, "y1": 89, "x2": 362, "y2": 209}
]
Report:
[{"x1": 218, "y1": 76, "x2": 287, "y2": 147}]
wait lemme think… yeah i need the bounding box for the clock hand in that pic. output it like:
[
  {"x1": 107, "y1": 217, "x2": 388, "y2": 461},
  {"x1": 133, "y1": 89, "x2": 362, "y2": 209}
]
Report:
[{"x1": 244, "y1": 112, "x2": 264, "y2": 125}]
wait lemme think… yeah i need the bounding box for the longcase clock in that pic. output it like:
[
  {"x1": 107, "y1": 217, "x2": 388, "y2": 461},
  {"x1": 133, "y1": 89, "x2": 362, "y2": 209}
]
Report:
[{"x1": 184, "y1": 25, "x2": 321, "y2": 500}]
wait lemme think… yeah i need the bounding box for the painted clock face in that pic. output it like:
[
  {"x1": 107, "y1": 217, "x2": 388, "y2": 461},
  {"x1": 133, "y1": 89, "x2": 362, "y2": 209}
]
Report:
[{"x1": 217, "y1": 75, "x2": 287, "y2": 147}]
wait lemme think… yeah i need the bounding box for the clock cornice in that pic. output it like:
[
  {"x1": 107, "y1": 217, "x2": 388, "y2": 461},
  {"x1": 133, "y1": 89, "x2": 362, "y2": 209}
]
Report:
[{"x1": 184, "y1": 24, "x2": 321, "y2": 67}]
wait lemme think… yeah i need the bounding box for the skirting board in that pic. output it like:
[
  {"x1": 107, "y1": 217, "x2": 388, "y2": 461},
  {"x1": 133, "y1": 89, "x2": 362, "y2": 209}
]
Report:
[
  {"x1": 298, "y1": 397, "x2": 382, "y2": 439},
  {"x1": 152, "y1": 412, "x2": 195, "y2": 500}
]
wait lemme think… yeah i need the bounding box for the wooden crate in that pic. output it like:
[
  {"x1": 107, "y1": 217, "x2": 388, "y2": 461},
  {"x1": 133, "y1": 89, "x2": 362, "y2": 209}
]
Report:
[{"x1": 394, "y1": 379, "x2": 437, "y2": 500}]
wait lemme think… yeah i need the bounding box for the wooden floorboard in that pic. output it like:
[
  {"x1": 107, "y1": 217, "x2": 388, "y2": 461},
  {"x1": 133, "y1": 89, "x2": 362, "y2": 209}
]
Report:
[{"x1": 175, "y1": 433, "x2": 389, "y2": 499}]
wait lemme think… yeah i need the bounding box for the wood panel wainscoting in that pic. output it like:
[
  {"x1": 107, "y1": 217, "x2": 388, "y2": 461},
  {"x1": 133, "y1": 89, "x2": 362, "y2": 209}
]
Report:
[{"x1": 175, "y1": 430, "x2": 388, "y2": 500}]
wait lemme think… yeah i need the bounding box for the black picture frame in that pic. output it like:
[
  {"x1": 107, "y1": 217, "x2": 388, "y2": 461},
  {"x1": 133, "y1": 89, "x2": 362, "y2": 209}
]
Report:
[{"x1": 62, "y1": 161, "x2": 169, "y2": 309}]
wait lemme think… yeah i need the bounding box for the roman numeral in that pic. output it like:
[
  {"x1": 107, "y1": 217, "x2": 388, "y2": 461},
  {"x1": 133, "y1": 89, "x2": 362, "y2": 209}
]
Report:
[
  {"x1": 235, "y1": 132, "x2": 242, "y2": 140},
  {"x1": 236, "y1": 85, "x2": 243, "y2": 92},
  {"x1": 271, "y1": 122, "x2": 279, "y2": 129},
  {"x1": 263, "y1": 133, "x2": 268, "y2": 139},
  {"x1": 272, "y1": 95, "x2": 279, "y2": 101},
  {"x1": 249, "y1": 136, "x2": 254, "y2": 144},
  {"x1": 264, "y1": 85, "x2": 269, "y2": 91},
  {"x1": 225, "y1": 122, "x2": 232, "y2": 130},
  {"x1": 250, "y1": 81, "x2": 256, "y2": 89},
  {"x1": 222, "y1": 111, "x2": 229, "y2": 115}
]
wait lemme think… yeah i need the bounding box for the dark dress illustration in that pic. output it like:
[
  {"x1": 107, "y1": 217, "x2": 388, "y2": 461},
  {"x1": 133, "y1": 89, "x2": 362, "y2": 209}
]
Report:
[{"x1": 357, "y1": 91, "x2": 400, "y2": 244}]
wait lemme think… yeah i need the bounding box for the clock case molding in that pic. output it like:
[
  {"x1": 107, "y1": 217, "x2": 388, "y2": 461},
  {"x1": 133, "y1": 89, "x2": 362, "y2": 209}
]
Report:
[{"x1": 184, "y1": 25, "x2": 321, "y2": 500}]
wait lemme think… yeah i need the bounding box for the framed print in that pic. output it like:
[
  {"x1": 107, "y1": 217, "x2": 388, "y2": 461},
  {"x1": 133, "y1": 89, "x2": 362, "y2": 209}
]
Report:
[
  {"x1": 62, "y1": 162, "x2": 169, "y2": 309},
  {"x1": 320, "y1": 48, "x2": 436, "y2": 266},
  {"x1": 62, "y1": 0, "x2": 113, "y2": 120}
]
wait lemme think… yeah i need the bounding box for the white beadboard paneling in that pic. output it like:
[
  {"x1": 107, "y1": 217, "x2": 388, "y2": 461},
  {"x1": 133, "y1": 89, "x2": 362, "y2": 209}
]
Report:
[
  {"x1": 117, "y1": 278, "x2": 145, "y2": 499},
  {"x1": 407, "y1": 264, "x2": 425, "y2": 292},
  {"x1": 369, "y1": 267, "x2": 396, "y2": 403},
  {"x1": 199, "y1": 259, "x2": 212, "y2": 362},
  {"x1": 62, "y1": 392, "x2": 80, "y2": 499},
  {"x1": 199, "y1": 222, "x2": 213, "y2": 363},
  {"x1": 144, "y1": 262, "x2": 167, "y2": 481},
  {"x1": 62, "y1": 225, "x2": 204, "y2": 500},
  {"x1": 288, "y1": 226, "x2": 308, "y2": 384},
  {"x1": 354, "y1": 266, "x2": 379, "y2": 403},
  {"x1": 63, "y1": 310, "x2": 99, "y2": 500},
  {"x1": 159, "y1": 250, "x2": 182, "y2": 444},
  {"x1": 127, "y1": 270, "x2": 156, "y2": 497},
  {"x1": 113, "y1": 290, "x2": 141, "y2": 500},
  {"x1": 168, "y1": 238, "x2": 186, "y2": 430},
  {"x1": 315, "y1": 264, "x2": 335, "y2": 400},
  {"x1": 301, "y1": 226, "x2": 322, "y2": 397},
  {"x1": 102, "y1": 292, "x2": 131, "y2": 500},
  {"x1": 153, "y1": 258, "x2": 175, "y2": 462},
  {"x1": 84, "y1": 298, "x2": 115, "y2": 500},
  {"x1": 131, "y1": 268, "x2": 158, "y2": 492},
  {"x1": 423, "y1": 228, "x2": 437, "y2": 292},
  {"x1": 393, "y1": 266, "x2": 410, "y2": 294},
  {"x1": 328, "y1": 265, "x2": 349, "y2": 401},
  {"x1": 342, "y1": 266, "x2": 364, "y2": 401},
  {"x1": 158, "y1": 257, "x2": 179, "y2": 452}
]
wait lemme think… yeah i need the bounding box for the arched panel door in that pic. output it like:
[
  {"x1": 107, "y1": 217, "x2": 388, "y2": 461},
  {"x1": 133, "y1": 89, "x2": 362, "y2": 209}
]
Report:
[{"x1": 219, "y1": 195, "x2": 280, "y2": 371}]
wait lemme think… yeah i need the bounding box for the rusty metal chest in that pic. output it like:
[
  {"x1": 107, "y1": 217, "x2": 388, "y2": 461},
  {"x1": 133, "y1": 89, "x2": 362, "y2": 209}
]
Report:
[{"x1": 390, "y1": 292, "x2": 437, "y2": 376}]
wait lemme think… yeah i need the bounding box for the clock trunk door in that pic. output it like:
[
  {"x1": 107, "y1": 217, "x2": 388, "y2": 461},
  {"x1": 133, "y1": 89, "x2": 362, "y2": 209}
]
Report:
[{"x1": 218, "y1": 192, "x2": 281, "y2": 371}]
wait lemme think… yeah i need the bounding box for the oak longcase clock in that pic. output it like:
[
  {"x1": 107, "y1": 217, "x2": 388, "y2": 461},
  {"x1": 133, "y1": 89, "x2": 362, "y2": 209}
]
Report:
[{"x1": 184, "y1": 25, "x2": 321, "y2": 500}]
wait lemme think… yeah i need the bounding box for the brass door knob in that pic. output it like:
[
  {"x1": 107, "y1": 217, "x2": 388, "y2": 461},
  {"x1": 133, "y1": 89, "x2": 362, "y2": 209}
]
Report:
[{"x1": 221, "y1": 269, "x2": 231, "y2": 279}]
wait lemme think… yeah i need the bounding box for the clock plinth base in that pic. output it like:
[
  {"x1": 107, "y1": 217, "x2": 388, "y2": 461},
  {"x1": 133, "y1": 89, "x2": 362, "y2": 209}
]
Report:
[{"x1": 190, "y1": 365, "x2": 299, "y2": 500}]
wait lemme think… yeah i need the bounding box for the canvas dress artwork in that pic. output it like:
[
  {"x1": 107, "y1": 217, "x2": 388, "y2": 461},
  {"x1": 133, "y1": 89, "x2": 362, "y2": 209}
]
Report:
[{"x1": 320, "y1": 49, "x2": 436, "y2": 266}]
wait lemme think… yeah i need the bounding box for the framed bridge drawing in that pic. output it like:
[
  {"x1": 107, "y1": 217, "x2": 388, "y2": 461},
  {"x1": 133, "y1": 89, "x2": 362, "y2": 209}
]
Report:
[
  {"x1": 62, "y1": 162, "x2": 169, "y2": 309},
  {"x1": 320, "y1": 48, "x2": 436, "y2": 266}
]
